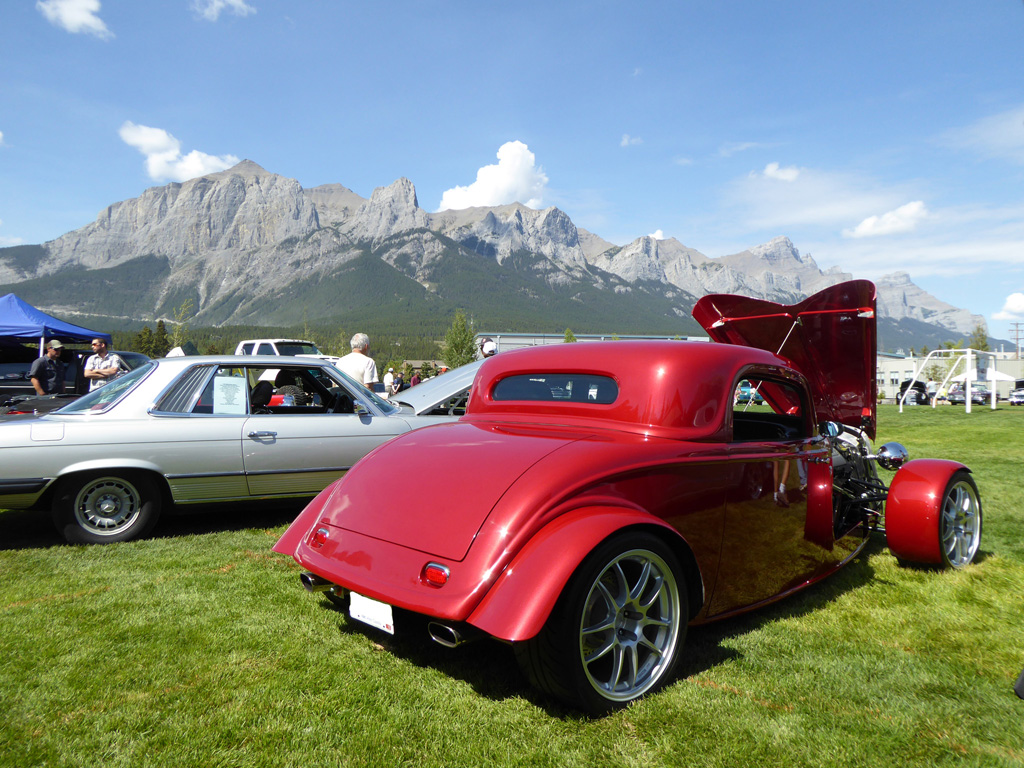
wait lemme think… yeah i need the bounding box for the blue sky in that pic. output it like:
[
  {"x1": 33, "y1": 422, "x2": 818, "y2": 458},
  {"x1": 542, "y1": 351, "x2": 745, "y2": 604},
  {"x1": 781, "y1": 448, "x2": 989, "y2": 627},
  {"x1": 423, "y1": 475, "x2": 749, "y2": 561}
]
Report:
[{"x1": 2, "y1": 1, "x2": 1023, "y2": 341}]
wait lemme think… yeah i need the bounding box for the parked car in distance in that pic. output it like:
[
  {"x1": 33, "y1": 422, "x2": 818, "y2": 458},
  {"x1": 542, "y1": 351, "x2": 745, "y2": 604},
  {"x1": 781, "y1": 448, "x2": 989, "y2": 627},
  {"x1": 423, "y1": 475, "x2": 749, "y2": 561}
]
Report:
[
  {"x1": 0, "y1": 355, "x2": 467, "y2": 544},
  {"x1": 0, "y1": 344, "x2": 149, "y2": 413},
  {"x1": 734, "y1": 378, "x2": 764, "y2": 405},
  {"x1": 1008, "y1": 388, "x2": 1024, "y2": 405},
  {"x1": 274, "y1": 280, "x2": 982, "y2": 713},
  {"x1": 234, "y1": 338, "x2": 341, "y2": 364},
  {"x1": 391, "y1": 359, "x2": 485, "y2": 416},
  {"x1": 948, "y1": 384, "x2": 991, "y2": 406},
  {"x1": 898, "y1": 379, "x2": 930, "y2": 405}
]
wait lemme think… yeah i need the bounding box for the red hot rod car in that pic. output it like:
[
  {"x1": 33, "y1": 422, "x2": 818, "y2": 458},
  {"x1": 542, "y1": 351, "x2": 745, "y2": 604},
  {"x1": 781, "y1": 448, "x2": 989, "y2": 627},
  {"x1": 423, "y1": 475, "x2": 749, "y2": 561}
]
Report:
[{"x1": 273, "y1": 280, "x2": 982, "y2": 712}]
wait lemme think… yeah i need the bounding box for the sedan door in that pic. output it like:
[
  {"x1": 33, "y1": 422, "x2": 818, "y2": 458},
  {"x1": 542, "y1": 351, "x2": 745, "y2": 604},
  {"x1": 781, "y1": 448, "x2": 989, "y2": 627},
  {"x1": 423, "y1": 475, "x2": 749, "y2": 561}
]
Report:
[
  {"x1": 242, "y1": 410, "x2": 409, "y2": 497},
  {"x1": 238, "y1": 364, "x2": 411, "y2": 497}
]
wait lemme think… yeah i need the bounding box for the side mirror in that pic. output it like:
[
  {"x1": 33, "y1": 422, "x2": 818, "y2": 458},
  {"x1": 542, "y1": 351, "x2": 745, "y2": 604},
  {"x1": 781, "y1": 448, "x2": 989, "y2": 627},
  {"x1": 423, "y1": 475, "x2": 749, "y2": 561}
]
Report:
[
  {"x1": 820, "y1": 421, "x2": 842, "y2": 438},
  {"x1": 354, "y1": 402, "x2": 369, "y2": 416}
]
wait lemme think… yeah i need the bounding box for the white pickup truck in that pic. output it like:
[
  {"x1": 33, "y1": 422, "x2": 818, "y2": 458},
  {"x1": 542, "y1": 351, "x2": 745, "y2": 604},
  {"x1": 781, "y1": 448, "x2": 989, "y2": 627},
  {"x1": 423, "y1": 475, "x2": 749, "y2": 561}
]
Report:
[{"x1": 233, "y1": 339, "x2": 342, "y2": 364}]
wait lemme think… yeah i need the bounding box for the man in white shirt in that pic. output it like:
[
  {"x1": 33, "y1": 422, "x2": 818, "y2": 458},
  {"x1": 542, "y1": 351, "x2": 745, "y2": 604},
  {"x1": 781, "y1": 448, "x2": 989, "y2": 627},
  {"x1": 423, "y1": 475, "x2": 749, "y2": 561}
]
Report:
[
  {"x1": 84, "y1": 338, "x2": 124, "y2": 391},
  {"x1": 336, "y1": 333, "x2": 379, "y2": 387}
]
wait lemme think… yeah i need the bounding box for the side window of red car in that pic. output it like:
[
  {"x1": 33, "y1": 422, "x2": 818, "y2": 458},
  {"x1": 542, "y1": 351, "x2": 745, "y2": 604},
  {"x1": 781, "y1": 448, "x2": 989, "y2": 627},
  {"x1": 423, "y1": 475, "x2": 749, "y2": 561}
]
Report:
[{"x1": 731, "y1": 377, "x2": 808, "y2": 442}]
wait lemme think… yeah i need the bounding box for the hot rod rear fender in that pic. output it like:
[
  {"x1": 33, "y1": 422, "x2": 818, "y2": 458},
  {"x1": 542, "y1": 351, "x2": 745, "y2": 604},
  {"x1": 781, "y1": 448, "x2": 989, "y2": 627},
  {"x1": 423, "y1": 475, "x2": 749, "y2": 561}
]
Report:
[
  {"x1": 466, "y1": 506, "x2": 704, "y2": 642},
  {"x1": 885, "y1": 458, "x2": 970, "y2": 563}
]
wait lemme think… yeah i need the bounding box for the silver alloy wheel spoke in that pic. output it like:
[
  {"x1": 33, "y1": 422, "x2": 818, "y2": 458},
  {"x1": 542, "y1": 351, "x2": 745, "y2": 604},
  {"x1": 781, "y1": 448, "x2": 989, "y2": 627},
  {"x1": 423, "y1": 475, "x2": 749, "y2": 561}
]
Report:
[
  {"x1": 940, "y1": 480, "x2": 981, "y2": 567},
  {"x1": 579, "y1": 548, "x2": 681, "y2": 701}
]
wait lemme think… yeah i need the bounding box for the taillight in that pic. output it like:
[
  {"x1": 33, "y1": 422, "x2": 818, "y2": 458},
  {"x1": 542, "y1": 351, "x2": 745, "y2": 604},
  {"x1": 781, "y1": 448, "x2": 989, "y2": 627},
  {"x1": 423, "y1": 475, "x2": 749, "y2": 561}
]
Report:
[
  {"x1": 422, "y1": 562, "x2": 450, "y2": 587},
  {"x1": 310, "y1": 527, "x2": 329, "y2": 549}
]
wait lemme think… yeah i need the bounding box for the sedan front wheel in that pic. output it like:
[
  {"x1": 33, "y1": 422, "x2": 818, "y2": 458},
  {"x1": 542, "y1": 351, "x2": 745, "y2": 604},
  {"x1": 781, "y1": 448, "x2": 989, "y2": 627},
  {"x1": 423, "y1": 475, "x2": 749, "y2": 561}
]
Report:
[{"x1": 53, "y1": 472, "x2": 161, "y2": 544}]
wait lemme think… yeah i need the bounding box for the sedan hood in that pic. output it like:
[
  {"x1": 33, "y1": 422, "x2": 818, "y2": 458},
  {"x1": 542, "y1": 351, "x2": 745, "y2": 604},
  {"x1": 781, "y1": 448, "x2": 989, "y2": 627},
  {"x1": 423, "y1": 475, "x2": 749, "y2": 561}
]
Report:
[
  {"x1": 319, "y1": 421, "x2": 581, "y2": 561},
  {"x1": 692, "y1": 280, "x2": 877, "y2": 438}
]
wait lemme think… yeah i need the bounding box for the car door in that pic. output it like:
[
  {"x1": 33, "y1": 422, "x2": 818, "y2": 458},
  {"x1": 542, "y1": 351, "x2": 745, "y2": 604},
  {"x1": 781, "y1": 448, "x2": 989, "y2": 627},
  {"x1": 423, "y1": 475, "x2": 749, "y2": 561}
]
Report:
[
  {"x1": 705, "y1": 376, "x2": 835, "y2": 619},
  {"x1": 239, "y1": 364, "x2": 410, "y2": 497}
]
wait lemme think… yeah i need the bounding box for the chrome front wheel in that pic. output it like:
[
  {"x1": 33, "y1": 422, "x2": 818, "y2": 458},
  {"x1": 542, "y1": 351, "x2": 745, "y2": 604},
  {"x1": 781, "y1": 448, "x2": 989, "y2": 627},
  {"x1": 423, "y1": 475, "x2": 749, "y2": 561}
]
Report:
[
  {"x1": 54, "y1": 472, "x2": 161, "y2": 544},
  {"x1": 940, "y1": 472, "x2": 982, "y2": 568}
]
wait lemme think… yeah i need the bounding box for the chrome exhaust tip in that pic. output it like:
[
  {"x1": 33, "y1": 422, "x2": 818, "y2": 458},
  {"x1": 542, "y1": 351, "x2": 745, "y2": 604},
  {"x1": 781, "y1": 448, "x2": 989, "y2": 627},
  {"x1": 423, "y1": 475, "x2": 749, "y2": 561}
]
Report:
[
  {"x1": 300, "y1": 572, "x2": 334, "y2": 593},
  {"x1": 427, "y1": 621, "x2": 478, "y2": 648}
]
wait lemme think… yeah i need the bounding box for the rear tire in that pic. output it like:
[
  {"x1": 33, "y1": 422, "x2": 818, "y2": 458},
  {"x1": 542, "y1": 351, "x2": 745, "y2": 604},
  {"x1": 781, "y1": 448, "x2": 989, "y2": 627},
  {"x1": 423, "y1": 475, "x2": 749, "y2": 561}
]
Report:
[
  {"x1": 515, "y1": 532, "x2": 686, "y2": 713},
  {"x1": 53, "y1": 472, "x2": 161, "y2": 544}
]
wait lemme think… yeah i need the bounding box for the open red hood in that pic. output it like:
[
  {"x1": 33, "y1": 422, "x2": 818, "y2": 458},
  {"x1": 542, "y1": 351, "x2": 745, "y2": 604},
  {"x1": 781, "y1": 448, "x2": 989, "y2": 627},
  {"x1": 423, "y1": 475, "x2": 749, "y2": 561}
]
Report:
[{"x1": 692, "y1": 280, "x2": 877, "y2": 439}]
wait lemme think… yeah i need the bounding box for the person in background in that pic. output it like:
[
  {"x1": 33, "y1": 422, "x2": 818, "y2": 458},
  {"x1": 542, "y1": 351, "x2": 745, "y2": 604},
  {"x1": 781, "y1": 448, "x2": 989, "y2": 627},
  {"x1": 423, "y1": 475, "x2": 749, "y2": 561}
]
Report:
[
  {"x1": 390, "y1": 371, "x2": 405, "y2": 396},
  {"x1": 479, "y1": 338, "x2": 497, "y2": 358},
  {"x1": 29, "y1": 340, "x2": 66, "y2": 395},
  {"x1": 336, "y1": 333, "x2": 379, "y2": 387},
  {"x1": 83, "y1": 338, "x2": 124, "y2": 391},
  {"x1": 410, "y1": 370, "x2": 421, "y2": 387},
  {"x1": 383, "y1": 367, "x2": 395, "y2": 392}
]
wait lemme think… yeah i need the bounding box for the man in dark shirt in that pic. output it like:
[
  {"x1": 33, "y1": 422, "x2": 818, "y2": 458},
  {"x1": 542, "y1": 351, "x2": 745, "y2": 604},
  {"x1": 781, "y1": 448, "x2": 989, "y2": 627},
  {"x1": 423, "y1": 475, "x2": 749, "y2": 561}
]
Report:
[{"x1": 29, "y1": 340, "x2": 67, "y2": 395}]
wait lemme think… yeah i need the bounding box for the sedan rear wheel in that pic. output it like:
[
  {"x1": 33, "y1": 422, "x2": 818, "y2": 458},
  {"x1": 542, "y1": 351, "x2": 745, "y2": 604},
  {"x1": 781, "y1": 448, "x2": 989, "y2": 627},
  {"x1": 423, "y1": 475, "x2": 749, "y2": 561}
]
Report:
[
  {"x1": 940, "y1": 471, "x2": 982, "y2": 568},
  {"x1": 516, "y1": 532, "x2": 686, "y2": 713},
  {"x1": 54, "y1": 472, "x2": 161, "y2": 544}
]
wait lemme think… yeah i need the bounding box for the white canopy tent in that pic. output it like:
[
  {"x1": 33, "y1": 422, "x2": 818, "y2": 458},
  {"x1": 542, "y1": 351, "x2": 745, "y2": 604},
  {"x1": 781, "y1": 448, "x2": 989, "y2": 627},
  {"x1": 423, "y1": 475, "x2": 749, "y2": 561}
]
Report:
[{"x1": 951, "y1": 370, "x2": 1015, "y2": 382}]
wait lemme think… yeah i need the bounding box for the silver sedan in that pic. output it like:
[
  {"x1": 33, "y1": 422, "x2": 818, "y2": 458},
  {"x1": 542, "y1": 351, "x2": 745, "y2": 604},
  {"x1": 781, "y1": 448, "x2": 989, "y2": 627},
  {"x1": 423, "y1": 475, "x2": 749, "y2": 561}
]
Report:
[{"x1": 0, "y1": 356, "x2": 460, "y2": 544}]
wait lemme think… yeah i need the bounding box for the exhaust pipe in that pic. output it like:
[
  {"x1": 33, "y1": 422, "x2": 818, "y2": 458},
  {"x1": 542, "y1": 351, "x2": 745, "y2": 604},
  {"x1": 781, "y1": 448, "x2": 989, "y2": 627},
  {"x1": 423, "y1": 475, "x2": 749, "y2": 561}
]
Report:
[
  {"x1": 300, "y1": 572, "x2": 335, "y2": 593},
  {"x1": 427, "y1": 621, "x2": 479, "y2": 648}
]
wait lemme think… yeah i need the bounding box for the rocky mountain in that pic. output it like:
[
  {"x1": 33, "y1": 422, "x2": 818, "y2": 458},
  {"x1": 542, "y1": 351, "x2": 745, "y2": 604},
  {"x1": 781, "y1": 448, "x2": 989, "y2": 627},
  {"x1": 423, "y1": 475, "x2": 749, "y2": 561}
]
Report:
[{"x1": 0, "y1": 160, "x2": 986, "y2": 347}]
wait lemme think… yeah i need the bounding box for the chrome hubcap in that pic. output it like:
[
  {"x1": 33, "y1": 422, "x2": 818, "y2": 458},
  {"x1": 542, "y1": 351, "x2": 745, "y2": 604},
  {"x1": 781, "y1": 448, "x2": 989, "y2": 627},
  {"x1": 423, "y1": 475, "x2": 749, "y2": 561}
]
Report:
[{"x1": 74, "y1": 478, "x2": 141, "y2": 536}]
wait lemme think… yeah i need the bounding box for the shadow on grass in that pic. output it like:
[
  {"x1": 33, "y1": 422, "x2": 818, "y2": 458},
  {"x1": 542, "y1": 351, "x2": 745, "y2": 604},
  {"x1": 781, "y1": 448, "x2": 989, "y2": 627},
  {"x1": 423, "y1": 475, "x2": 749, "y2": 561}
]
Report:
[
  {"x1": 310, "y1": 535, "x2": 887, "y2": 718},
  {"x1": 0, "y1": 499, "x2": 306, "y2": 551}
]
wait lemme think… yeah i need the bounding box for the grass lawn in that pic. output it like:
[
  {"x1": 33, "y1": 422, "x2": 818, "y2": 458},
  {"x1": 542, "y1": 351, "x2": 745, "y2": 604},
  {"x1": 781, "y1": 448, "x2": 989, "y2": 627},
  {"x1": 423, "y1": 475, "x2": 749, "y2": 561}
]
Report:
[{"x1": 2, "y1": 405, "x2": 1023, "y2": 767}]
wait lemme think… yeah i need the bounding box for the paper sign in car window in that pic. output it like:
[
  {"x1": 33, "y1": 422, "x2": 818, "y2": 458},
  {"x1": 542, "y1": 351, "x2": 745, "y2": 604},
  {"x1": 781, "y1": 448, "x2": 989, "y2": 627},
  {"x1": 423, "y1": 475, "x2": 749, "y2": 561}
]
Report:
[{"x1": 213, "y1": 376, "x2": 247, "y2": 414}]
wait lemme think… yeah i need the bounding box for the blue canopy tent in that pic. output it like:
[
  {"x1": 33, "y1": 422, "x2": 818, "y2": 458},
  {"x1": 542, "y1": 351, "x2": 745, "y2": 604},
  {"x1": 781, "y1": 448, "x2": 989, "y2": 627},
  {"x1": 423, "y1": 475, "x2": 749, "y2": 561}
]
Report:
[{"x1": 0, "y1": 293, "x2": 112, "y2": 354}]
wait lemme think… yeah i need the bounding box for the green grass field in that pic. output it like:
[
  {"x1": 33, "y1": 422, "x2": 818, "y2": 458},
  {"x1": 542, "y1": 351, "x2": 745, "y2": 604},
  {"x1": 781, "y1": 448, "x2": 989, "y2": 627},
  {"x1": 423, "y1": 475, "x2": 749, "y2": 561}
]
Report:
[{"x1": 2, "y1": 405, "x2": 1022, "y2": 767}]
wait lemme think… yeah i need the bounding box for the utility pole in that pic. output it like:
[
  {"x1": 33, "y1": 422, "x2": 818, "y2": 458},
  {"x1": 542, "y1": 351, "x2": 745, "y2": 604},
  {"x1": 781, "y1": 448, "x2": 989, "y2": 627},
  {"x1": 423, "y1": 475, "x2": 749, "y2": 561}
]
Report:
[{"x1": 1012, "y1": 323, "x2": 1024, "y2": 360}]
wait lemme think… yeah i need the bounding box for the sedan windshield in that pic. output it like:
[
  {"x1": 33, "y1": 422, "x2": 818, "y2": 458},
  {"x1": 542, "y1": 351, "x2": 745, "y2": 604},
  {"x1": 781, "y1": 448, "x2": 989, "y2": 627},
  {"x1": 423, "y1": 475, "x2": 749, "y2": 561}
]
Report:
[
  {"x1": 277, "y1": 342, "x2": 322, "y2": 356},
  {"x1": 57, "y1": 362, "x2": 156, "y2": 414}
]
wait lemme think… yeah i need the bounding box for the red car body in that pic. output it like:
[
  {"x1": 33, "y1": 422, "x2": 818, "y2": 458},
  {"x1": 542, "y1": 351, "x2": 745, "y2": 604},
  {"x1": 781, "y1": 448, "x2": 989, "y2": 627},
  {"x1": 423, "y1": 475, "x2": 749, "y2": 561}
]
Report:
[{"x1": 274, "y1": 280, "x2": 982, "y2": 712}]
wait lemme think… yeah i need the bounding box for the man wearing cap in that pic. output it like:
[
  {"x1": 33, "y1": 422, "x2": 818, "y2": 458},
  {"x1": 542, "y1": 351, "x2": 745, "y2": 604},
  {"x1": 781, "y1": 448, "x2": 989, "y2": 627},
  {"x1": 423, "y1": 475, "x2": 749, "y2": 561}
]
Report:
[
  {"x1": 383, "y1": 367, "x2": 394, "y2": 394},
  {"x1": 29, "y1": 340, "x2": 67, "y2": 395},
  {"x1": 84, "y1": 338, "x2": 125, "y2": 391},
  {"x1": 481, "y1": 339, "x2": 497, "y2": 358}
]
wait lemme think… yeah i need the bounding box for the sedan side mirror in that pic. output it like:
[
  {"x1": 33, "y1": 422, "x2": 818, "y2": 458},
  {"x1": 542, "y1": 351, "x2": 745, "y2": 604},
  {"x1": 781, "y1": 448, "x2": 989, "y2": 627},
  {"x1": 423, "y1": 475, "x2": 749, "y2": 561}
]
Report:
[{"x1": 354, "y1": 402, "x2": 369, "y2": 416}]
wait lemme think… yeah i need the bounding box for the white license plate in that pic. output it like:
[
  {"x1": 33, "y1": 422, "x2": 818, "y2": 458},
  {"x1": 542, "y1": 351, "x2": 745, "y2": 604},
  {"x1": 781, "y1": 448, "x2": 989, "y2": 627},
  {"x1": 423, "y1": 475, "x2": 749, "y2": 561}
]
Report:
[{"x1": 349, "y1": 591, "x2": 395, "y2": 635}]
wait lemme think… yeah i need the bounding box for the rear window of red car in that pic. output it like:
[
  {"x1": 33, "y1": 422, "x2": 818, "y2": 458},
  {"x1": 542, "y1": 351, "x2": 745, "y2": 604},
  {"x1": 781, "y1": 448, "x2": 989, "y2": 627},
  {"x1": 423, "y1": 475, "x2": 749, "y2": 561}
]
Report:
[{"x1": 492, "y1": 374, "x2": 618, "y2": 404}]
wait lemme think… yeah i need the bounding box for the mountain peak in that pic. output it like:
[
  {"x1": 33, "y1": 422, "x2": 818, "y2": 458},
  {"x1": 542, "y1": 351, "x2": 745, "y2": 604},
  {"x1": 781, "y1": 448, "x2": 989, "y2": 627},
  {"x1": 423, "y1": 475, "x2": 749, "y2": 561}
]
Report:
[{"x1": 208, "y1": 159, "x2": 271, "y2": 180}]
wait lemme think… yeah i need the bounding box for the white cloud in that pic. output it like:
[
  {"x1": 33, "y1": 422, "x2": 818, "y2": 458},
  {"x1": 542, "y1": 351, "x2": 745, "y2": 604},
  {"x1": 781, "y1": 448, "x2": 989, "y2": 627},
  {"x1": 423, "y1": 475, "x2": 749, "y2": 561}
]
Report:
[
  {"x1": 119, "y1": 121, "x2": 239, "y2": 182},
  {"x1": 37, "y1": 0, "x2": 112, "y2": 39},
  {"x1": 621, "y1": 134, "x2": 643, "y2": 147},
  {"x1": 842, "y1": 201, "x2": 930, "y2": 239},
  {"x1": 994, "y1": 293, "x2": 1024, "y2": 321},
  {"x1": 648, "y1": 230, "x2": 665, "y2": 240},
  {"x1": 192, "y1": 0, "x2": 256, "y2": 21},
  {"x1": 719, "y1": 141, "x2": 760, "y2": 158},
  {"x1": 723, "y1": 165, "x2": 914, "y2": 233},
  {"x1": 762, "y1": 162, "x2": 800, "y2": 182},
  {"x1": 0, "y1": 219, "x2": 23, "y2": 247},
  {"x1": 0, "y1": 131, "x2": 5, "y2": 146},
  {"x1": 942, "y1": 105, "x2": 1024, "y2": 164},
  {"x1": 438, "y1": 141, "x2": 549, "y2": 211}
]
